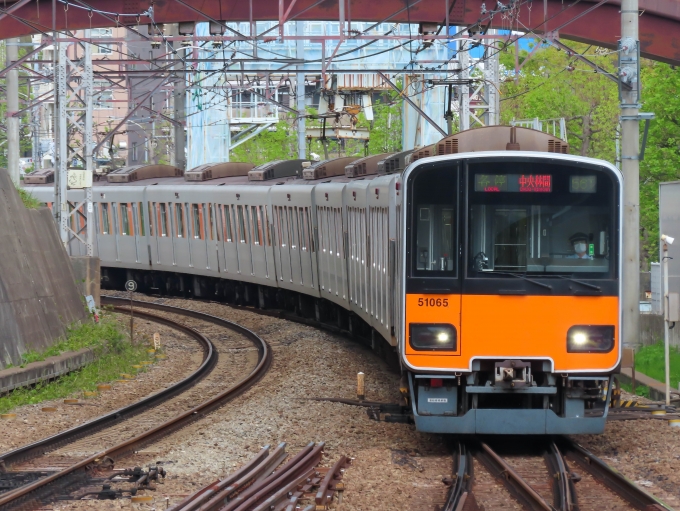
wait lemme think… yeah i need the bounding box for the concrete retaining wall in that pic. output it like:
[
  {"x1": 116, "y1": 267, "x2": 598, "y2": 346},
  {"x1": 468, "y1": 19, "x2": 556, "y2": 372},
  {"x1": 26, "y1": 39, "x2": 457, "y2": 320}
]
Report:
[
  {"x1": 0, "y1": 348, "x2": 95, "y2": 393},
  {"x1": 639, "y1": 313, "x2": 680, "y2": 347},
  {"x1": 0, "y1": 169, "x2": 87, "y2": 368}
]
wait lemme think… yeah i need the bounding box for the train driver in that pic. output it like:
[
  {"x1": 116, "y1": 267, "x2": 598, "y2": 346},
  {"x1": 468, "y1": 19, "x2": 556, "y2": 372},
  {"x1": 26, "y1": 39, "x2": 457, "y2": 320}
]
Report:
[{"x1": 567, "y1": 232, "x2": 592, "y2": 260}]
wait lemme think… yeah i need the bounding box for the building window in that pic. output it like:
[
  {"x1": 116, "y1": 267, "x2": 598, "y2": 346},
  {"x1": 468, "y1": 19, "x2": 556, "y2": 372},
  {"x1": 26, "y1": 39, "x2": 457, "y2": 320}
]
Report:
[
  {"x1": 94, "y1": 80, "x2": 114, "y2": 109},
  {"x1": 131, "y1": 143, "x2": 138, "y2": 161},
  {"x1": 91, "y1": 28, "x2": 113, "y2": 54}
]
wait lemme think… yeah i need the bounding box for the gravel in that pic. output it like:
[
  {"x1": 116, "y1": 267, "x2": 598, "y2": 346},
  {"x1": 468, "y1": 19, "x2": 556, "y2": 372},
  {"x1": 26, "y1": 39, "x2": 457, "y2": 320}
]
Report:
[
  {"x1": 16, "y1": 294, "x2": 680, "y2": 510},
  {"x1": 0, "y1": 318, "x2": 202, "y2": 454}
]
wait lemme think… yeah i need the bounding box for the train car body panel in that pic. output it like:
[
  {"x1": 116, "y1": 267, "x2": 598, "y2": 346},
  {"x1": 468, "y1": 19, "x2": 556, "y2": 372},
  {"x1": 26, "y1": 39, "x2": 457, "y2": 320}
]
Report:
[
  {"x1": 344, "y1": 180, "x2": 372, "y2": 325},
  {"x1": 313, "y1": 182, "x2": 350, "y2": 309},
  {"x1": 270, "y1": 184, "x2": 319, "y2": 297}
]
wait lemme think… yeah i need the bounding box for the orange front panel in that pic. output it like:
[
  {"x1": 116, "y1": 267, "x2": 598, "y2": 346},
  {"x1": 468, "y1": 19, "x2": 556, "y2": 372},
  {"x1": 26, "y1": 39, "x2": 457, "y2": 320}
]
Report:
[
  {"x1": 404, "y1": 294, "x2": 619, "y2": 372},
  {"x1": 405, "y1": 294, "x2": 461, "y2": 356}
]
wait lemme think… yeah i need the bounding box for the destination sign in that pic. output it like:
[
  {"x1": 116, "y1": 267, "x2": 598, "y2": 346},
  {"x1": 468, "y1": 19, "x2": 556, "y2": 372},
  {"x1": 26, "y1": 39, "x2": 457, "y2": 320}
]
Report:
[{"x1": 474, "y1": 174, "x2": 552, "y2": 193}]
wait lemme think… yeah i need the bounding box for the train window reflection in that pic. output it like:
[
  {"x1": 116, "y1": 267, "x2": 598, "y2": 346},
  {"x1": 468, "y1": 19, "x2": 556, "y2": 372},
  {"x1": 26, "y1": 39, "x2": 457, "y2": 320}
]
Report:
[{"x1": 467, "y1": 166, "x2": 614, "y2": 278}]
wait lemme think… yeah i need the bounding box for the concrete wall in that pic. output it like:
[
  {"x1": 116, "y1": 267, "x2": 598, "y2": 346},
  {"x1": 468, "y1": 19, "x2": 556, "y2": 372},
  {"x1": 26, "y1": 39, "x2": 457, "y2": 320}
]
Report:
[{"x1": 0, "y1": 169, "x2": 87, "y2": 368}]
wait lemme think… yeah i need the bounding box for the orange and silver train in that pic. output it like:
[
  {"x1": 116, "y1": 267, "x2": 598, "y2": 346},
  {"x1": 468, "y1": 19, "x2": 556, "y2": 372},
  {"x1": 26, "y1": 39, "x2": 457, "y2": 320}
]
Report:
[{"x1": 25, "y1": 125, "x2": 621, "y2": 434}]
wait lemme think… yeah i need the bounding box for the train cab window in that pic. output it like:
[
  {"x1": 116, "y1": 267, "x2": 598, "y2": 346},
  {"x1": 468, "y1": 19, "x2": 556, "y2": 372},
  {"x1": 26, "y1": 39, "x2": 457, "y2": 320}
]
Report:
[
  {"x1": 466, "y1": 163, "x2": 616, "y2": 279},
  {"x1": 408, "y1": 165, "x2": 458, "y2": 276},
  {"x1": 101, "y1": 203, "x2": 111, "y2": 234}
]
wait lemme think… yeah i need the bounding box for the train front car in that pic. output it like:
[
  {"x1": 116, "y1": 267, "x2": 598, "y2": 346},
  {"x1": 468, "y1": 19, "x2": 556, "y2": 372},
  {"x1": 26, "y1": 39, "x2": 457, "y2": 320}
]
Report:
[{"x1": 401, "y1": 127, "x2": 622, "y2": 435}]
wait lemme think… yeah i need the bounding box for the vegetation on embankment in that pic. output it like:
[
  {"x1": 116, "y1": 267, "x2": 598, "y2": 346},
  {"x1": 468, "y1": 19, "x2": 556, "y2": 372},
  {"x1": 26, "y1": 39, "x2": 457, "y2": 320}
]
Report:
[
  {"x1": 0, "y1": 313, "x2": 150, "y2": 414},
  {"x1": 16, "y1": 186, "x2": 41, "y2": 209}
]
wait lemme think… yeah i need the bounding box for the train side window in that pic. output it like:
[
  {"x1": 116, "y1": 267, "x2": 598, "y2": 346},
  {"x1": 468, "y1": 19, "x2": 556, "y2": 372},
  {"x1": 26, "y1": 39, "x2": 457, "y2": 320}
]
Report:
[
  {"x1": 120, "y1": 203, "x2": 131, "y2": 236},
  {"x1": 101, "y1": 203, "x2": 110, "y2": 234},
  {"x1": 252, "y1": 206, "x2": 262, "y2": 245},
  {"x1": 262, "y1": 207, "x2": 271, "y2": 246},
  {"x1": 159, "y1": 203, "x2": 168, "y2": 237},
  {"x1": 175, "y1": 203, "x2": 186, "y2": 238},
  {"x1": 205, "y1": 204, "x2": 213, "y2": 241},
  {"x1": 136, "y1": 202, "x2": 145, "y2": 236},
  {"x1": 147, "y1": 202, "x2": 154, "y2": 236},
  {"x1": 335, "y1": 208, "x2": 342, "y2": 258},
  {"x1": 236, "y1": 205, "x2": 247, "y2": 243},
  {"x1": 288, "y1": 207, "x2": 297, "y2": 249},
  {"x1": 192, "y1": 204, "x2": 201, "y2": 239}
]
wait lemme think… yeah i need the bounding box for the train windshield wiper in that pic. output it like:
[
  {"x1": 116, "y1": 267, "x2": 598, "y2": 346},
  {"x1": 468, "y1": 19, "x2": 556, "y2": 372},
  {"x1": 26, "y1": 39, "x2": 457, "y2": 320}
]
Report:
[
  {"x1": 488, "y1": 271, "x2": 552, "y2": 290},
  {"x1": 554, "y1": 275, "x2": 602, "y2": 291}
]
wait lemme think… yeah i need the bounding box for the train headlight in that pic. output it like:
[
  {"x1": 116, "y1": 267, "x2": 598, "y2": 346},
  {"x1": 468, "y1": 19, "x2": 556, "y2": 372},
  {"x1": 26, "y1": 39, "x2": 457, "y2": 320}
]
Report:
[
  {"x1": 409, "y1": 323, "x2": 457, "y2": 351},
  {"x1": 567, "y1": 325, "x2": 615, "y2": 353}
]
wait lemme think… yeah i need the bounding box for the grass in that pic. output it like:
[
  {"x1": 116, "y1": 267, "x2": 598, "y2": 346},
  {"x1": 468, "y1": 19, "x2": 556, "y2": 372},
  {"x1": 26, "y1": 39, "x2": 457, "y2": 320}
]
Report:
[
  {"x1": 619, "y1": 381, "x2": 651, "y2": 398},
  {"x1": 634, "y1": 340, "x2": 680, "y2": 390},
  {"x1": 16, "y1": 186, "x2": 41, "y2": 209},
  {"x1": 0, "y1": 313, "x2": 152, "y2": 414}
]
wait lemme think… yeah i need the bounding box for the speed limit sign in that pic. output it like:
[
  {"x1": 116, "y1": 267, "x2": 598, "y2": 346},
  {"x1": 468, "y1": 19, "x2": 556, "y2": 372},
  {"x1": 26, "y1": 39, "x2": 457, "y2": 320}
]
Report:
[{"x1": 125, "y1": 280, "x2": 137, "y2": 292}]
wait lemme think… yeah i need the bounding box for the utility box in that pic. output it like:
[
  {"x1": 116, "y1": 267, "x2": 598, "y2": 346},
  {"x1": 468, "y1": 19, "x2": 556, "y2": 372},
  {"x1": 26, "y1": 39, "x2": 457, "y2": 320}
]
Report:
[
  {"x1": 417, "y1": 384, "x2": 457, "y2": 416},
  {"x1": 667, "y1": 292, "x2": 680, "y2": 322}
]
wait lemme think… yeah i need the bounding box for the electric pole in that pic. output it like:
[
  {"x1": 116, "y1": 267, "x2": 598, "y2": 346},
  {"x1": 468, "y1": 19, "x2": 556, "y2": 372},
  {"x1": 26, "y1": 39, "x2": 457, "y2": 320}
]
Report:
[
  {"x1": 296, "y1": 21, "x2": 306, "y2": 159},
  {"x1": 7, "y1": 38, "x2": 20, "y2": 185},
  {"x1": 620, "y1": 0, "x2": 640, "y2": 348}
]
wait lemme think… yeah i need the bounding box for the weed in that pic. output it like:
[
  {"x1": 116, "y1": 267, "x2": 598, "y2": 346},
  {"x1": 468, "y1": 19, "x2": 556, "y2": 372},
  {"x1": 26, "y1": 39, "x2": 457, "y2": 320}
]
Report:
[
  {"x1": 634, "y1": 341, "x2": 680, "y2": 389},
  {"x1": 0, "y1": 313, "x2": 149, "y2": 414},
  {"x1": 16, "y1": 187, "x2": 41, "y2": 209}
]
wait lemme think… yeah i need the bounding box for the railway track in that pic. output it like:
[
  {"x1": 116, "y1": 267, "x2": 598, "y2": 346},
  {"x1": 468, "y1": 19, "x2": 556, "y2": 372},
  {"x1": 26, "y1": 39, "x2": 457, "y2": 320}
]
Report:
[
  {"x1": 443, "y1": 437, "x2": 672, "y2": 511},
  {"x1": 0, "y1": 298, "x2": 272, "y2": 511}
]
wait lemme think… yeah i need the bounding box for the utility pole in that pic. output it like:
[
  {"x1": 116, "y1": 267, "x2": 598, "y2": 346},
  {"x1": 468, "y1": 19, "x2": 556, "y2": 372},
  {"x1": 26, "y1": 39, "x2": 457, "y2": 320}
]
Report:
[
  {"x1": 296, "y1": 21, "x2": 306, "y2": 159},
  {"x1": 7, "y1": 38, "x2": 20, "y2": 185},
  {"x1": 170, "y1": 24, "x2": 186, "y2": 170},
  {"x1": 620, "y1": 0, "x2": 640, "y2": 348}
]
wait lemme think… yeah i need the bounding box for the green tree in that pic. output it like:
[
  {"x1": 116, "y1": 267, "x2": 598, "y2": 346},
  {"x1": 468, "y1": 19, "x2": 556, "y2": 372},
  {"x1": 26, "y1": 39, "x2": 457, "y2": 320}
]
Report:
[
  {"x1": 639, "y1": 62, "x2": 680, "y2": 266},
  {"x1": 229, "y1": 119, "x2": 298, "y2": 165},
  {"x1": 499, "y1": 41, "x2": 619, "y2": 161}
]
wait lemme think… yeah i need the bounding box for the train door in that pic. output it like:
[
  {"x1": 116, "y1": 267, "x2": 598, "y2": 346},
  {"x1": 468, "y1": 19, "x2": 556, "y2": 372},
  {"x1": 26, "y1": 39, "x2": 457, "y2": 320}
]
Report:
[
  {"x1": 154, "y1": 202, "x2": 175, "y2": 268},
  {"x1": 205, "y1": 203, "x2": 219, "y2": 272},
  {"x1": 95, "y1": 201, "x2": 117, "y2": 265},
  {"x1": 368, "y1": 177, "x2": 393, "y2": 341},
  {"x1": 189, "y1": 203, "x2": 209, "y2": 270},
  {"x1": 313, "y1": 184, "x2": 349, "y2": 309},
  {"x1": 345, "y1": 181, "x2": 372, "y2": 324},
  {"x1": 215, "y1": 203, "x2": 239, "y2": 275},
  {"x1": 115, "y1": 202, "x2": 138, "y2": 265},
  {"x1": 234, "y1": 204, "x2": 254, "y2": 276},
  {"x1": 287, "y1": 206, "x2": 304, "y2": 285},
  {"x1": 249, "y1": 205, "x2": 269, "y2": 279},
  {"x1": 274, "y1": 205, "x2": 294, "y2": 283},
  {"x1": 172, "y1": 202, "x2": 192, "y2": 268}
]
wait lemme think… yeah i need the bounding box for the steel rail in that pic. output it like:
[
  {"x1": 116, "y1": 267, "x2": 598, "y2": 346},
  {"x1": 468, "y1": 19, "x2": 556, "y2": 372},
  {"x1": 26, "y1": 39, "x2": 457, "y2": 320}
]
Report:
[
  {"x1": 559, "y1": 439, "x2": 672, "y2": 511},
  {"x1": 0, "y1": 306, "x2": 216, "y2": 469},
  {"x1": 0, "y1": 298, "x2": 272, "y2": 511},
  {"x1": 474, "y1": 442, "x2": 552, "y2": 511},
  {"x1": 547, "y1": 442, "x2": 574, "y2": 511},
  {"x1": 443, "y1": 441, "x2": 474, "y2": 511}
]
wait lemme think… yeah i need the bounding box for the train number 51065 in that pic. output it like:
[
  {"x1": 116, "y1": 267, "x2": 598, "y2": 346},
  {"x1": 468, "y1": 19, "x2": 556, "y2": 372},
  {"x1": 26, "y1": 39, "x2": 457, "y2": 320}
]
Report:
[{"x1": 417, "y1": 298, "x2": 449, "y2": 307}]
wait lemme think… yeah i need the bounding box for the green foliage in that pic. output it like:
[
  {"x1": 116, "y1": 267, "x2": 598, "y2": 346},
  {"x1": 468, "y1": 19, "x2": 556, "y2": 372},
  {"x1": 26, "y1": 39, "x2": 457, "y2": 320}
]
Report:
[
  {"x1": 0, "y1": 314, "x2": 149, "y2": 414},
  {"x1": 639, "y1": 63, "x2": 680, "y2": 265},
  {"x1": 367, "y1": 98, "x2": 403, "y2": 155},
  {"x1": 16, "y1": 187, "x2": 41, "y2": 209},
  {"x1": 499, "y1": 43, "x2": 680, "y2": 268},
  {"x1": 230, "y1": 119, "x2": 299, "y2": 165},
  {"x1": 500, "y1": 41, "x2": 619, "y2": 160},
  {"x1": 633, "y1": 340, "x2": 680, "y2": 390},
  {"x1": 618, "y1": 381, "x2": 650, "y2": 398}
]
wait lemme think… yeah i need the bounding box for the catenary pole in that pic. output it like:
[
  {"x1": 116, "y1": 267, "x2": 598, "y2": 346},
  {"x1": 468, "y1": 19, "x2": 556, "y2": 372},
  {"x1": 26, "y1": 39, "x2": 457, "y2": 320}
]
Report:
[
  {"x1": 296, "y1": 21, "x2": 306, "y2": 159},
  {"x1": 620, "y1": 0, "x2": 640, "y2": 349},
  {"x1": 7, "y1": 38, "x2": 20, "y2": 185}
]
